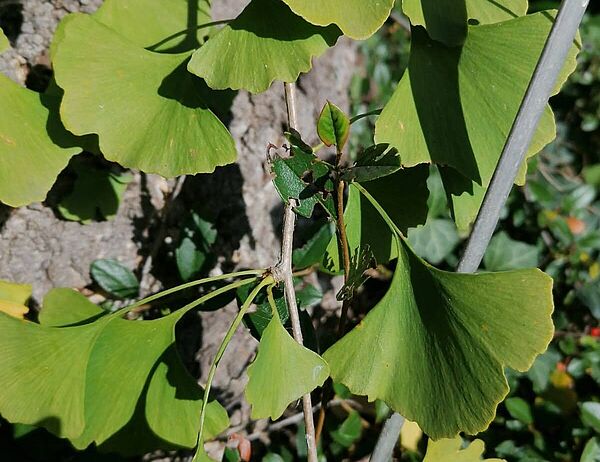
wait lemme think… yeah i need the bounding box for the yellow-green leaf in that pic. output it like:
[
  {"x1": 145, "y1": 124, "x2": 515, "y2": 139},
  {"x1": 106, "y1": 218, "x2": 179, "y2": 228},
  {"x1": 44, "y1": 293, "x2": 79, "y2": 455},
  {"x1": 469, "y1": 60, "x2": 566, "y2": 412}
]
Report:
[
  {"x1": 424, "y1": 436, "x2": 505, "y2": 461},
  {"x1": 188, "y1": 0, "x2": 340, "y2": 94},
  {"x1": 280, "y1": 0, "x2": 395, "y2": 39},
  {"x1": 246, "y1": 315, "x2": 330, "y2": 420}
]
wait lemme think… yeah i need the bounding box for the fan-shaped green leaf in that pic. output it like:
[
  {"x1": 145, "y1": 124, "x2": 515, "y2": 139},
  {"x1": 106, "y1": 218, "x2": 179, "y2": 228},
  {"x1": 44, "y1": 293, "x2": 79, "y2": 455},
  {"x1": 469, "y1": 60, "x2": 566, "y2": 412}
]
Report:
[
  {"x1": 0, "y1": 27, "x2": 9, "y2": 53},
  {"x1": 0, "y1": 292, "x2": 229, "y2": 452},
  {"x1": 324, "y1": 173, "x2": 429, "y2": 272},
  {"x1": 94, "y1": 0, "x2": 211, "y2": 52},
  {"x1": 280, "y1": 0, "x2": 395, "y2": 39},
  {"x1": 0, "y1": 77, "x2": 81, "y2": 207},
  {"x1": 375, "y1": 12, "x2": 578, "y2": 230},
  {"x1": 424, "y1": 436, "x2": 505, "y2": 461},
  {"x1": 324, "y1": 235, "x2": 554, "y2": 439},
  {"x1": 188, "y1": 0, "x2": 339, "y2": 94},
  {"x1": 53, "y1": 14, "x2": 236, "y2": 177},
  {"x1": 246, "y1": 314, "x2": 329, "y2": 420},
  {"x1": 0, "y1": 280, "x2": 32, "y2": 305},
  {"x1": 39, "y1": 288, "x2": 105, "y2": 327},
  {"x1": 402, "y1": 0, "x2": 528, "y2": 45}
]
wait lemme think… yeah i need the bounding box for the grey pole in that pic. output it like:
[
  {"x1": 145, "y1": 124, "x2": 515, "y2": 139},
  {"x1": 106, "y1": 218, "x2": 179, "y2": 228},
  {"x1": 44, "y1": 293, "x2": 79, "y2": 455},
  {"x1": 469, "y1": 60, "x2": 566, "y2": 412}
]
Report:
[
  {"x1": 457, "y1": 0, "x2": 589, "y2": 273},
  {"x1": 371, "y1": 0, "x2": 588, "y2": 460}
]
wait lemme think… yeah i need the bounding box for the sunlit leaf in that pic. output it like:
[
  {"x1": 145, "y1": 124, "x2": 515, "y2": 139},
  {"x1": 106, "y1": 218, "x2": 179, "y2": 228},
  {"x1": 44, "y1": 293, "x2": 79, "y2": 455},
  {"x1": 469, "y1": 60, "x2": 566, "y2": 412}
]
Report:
[
  {"x1": 317, "y1": 101, "x2": 350, "y2": 151},
  {"x1": 246, "y1": 314, "x2": 329, "y2": 419},
  {"x1": 375, "y1": 12, "x2": 578, "y2": 230},
  {"x1": 94, "y1": 0, "x2": 211, "y2": 52},
  {"x1": 324, "y1": 235, "x2": 554, "y2": 439},
  {"x1": 0, "y1": 76, "x2": 81, "y2": 207},
  {"x1": 39, "y1": 288, "x2": 105, "y2": 327},
  {"x1": 0, "y1": 301, "x2": 29, "y2": 319},
  {"x1": 53, "y1": 14, "x2": 236, "y2": 177},
  {"x1": 424, "y1": 436, "x2": 505, "y2": 461},
  {"x1": 0, "y1": 290, "x2": 229, "y2": 452},
  {"x1": 188, "y1": 0, "x2": 339, "y2": 94},
  {"x1": 0, "y1": 280, "x2": 32, "y2": 305},
  {"x1": 402, "y1": 0, "x2": 528, "y2": 46},
  {"x1": 0, "y1": 27, "x2": 9, "y2": 53},
  {"x1": 280, "y1": 0, "x2": 395, "y2": 39}
]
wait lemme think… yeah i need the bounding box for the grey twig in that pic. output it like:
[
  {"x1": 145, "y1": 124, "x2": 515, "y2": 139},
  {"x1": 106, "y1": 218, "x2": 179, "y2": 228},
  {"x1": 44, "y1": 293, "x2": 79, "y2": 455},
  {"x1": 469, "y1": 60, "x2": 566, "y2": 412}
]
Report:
[
  {"x1": 273, "y1": 82, "x2": 318, "y2": 462},
  {"x1": 371, "y1": 0, "x2": 588, "y2": 459}
]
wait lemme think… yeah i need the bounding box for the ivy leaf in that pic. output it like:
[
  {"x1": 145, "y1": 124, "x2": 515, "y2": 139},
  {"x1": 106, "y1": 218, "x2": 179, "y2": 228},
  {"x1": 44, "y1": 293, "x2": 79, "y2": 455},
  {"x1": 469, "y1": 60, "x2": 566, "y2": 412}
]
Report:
[
  {"x1": 246, "y1": 313, "x2": 329, "y2": 419},
  {"x1": 582, "y1": 402, "x2": 600, "y2": 433},
  {"x1": 375, "y1": 13, "x2": 579, "y2": 230},
  {"x1": 317, "y1": 101, "x2": 350, "y2": 151},
  {"x1": 58, "y1": 162, "x2": 132, "y2": 224},
  {"x1": 0, "y1": 27, "x2": 9, "y2": 53},
  {"x1": 90, "y1": 259, "x2": 140, "y2": 299},
  {"x1": 53, "y1": 14, "x2": 237, "y2": 177},
  {"x1": 188, "y1": 0, "x2": 340, "y2": 94},
  {"x1": 505, "y1": 397, "x2": 533, "y2": 425},
  {"x1": 424, "y1": 436, "x2": 505, "y2": 461},
  {"x1": 483, "y1": 232, "x2": 540, "y2": 271},
  {"x1": 341, "y1": 144, "x2": 402, "y2": 183},
  {"x1": 0, "y1": 290, "x2": 229, "y2": 452},
  {"x1": 94, "y1": 0, "x2": 211, "y2": 52},
  {"x1": 407, "y1": 218, "x2": 460, "y2": 265},
  {"x1": 280, "y1": 0, "x2": 395, "y2": 39},
  {"x1": 324, "y1": 235, "x2": 554, "y2": 439},
  {"x1": 271, "y1": 136, "x2": 335, "y2": 218},
  {"x1": 336, "y1": 245, "x2": 376, "y2": 301},
  {"x1": 402, "y1": 0, "x2": 528, "y2": 46},
  {"x1": 0, "y1": 77, "x2": 81, "y2": 207}
]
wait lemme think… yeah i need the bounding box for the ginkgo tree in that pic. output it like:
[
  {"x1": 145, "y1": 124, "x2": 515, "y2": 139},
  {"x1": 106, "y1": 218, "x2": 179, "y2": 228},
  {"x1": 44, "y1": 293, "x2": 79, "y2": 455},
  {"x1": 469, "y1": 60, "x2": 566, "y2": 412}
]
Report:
[{"x1": 0, "y1": 0, "x2": 580, "y2": 460}]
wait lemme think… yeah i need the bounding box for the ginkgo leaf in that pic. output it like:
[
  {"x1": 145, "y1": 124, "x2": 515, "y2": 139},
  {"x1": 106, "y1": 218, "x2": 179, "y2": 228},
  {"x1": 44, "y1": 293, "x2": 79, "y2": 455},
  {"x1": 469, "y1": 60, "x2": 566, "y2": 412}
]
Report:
[
  {"x1": 424, "y1": 436, "x2": 505, "y2": 462},
  {"x1": 246, "y1": 315, "x2": 329, "y2": 420},
  {"x1": 0, "y1": 301, "x2": 29, "y2": 319},
  {"x1": 323, "y1": 174, "x2": 429, "y2": 272},
  {"x1": 0, "y1": 291, "x2": 229, "y2": 452},
  {"x1": 39, "y1": 288, "x2": 105, "y2": 327},
  {"x1": 280, "y1": 0, "x2": 395, "y2": 39},
  {"x1": 0, "y1": 76, "x2": 81, "y2": 207},
  {"x1": 0, "y1": 27, "x2": 9, "y2": 53},
  {"x1": 0, "y1": 280, "x2": 32, "y2": 305},
  {"x1": 188, "y1": 0, "x2": 340, "y2": 94},
  {"x1": 58, "y1": 163, "x2": 133, "y2": 224},
  {"x1": 402, "y1": 0, "x2": 528, "y2": 45},
  {"x1": 94, "y1": 0, "x2": 211, "y2": 52},
  {"x1": 53, "y1": 14, "x2": 236, "y2": 177},
  {"x1": 324, "y1": 235, "x2": 554, "y2": 439},
  {"x1": 375, "y1": 12, "x2": 579, "y2": 230}
]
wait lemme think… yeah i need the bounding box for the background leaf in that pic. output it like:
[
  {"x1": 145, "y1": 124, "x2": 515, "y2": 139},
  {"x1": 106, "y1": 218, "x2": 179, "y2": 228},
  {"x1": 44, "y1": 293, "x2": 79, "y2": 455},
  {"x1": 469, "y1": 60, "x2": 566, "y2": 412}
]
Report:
[
  {"x1": 483, "y1": 232, "x2": 540, "y2": 271},
  {"x1": 90, "y1": 259, "x2": 139, "y2": 299}
]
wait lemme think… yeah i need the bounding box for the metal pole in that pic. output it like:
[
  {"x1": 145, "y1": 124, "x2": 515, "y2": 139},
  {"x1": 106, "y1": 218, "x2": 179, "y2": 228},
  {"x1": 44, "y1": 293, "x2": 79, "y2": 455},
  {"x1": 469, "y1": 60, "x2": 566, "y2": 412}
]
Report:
[
  {"x1": 457, "y1": 0, "x2": 589, "y2": 273},
  {"x1": 371, "y1": 0, "x2": 588, "y2": 459}
]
